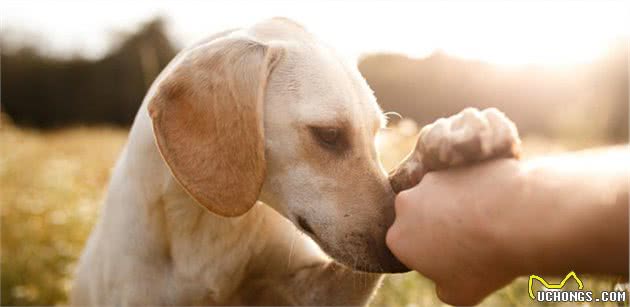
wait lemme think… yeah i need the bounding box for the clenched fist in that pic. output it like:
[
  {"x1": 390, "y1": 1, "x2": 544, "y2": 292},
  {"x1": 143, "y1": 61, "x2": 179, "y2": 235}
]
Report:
[{"x1": 389, "y1": 107, "x2": 521, "y2": 193}]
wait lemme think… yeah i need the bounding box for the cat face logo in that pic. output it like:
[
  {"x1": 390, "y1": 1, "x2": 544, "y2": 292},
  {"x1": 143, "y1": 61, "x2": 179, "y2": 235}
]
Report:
[{"x1": 528, "y1": 271, "x2": 584, "y2": 299}]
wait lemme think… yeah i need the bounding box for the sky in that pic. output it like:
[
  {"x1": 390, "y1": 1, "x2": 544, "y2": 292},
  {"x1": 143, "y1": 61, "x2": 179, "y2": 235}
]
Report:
[{"x1": 1, "y1": 0, "x2": 629, "y2": 65}]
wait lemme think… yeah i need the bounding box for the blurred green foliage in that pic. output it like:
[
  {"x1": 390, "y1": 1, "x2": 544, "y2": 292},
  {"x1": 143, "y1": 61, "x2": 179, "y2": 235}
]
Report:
[{"x1": 1, "y1": 19, "x2": 175, "y2": 128}]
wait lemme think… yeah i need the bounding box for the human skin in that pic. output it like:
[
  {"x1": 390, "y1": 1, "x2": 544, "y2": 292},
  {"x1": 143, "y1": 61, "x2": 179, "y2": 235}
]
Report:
[{"x1": 386, "y1": 146, "x2": 629, "y2": 306}]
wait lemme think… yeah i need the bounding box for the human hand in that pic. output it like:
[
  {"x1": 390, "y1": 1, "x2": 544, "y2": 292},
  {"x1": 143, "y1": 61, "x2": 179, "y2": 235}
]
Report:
[
  {"x1": 387, "y1": 159, "x2": 527, "y2": 306},
  {"x1": 387, "y1": 149, "x2": 630, "y2": 306}
]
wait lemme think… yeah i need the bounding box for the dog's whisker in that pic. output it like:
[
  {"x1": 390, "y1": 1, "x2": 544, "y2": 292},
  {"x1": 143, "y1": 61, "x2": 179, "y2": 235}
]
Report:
[
  {"x1": 383, "y1": 111, "x2": 402, "y2": 125},
  {"x1": 352, "y1": 252, "x2": 360, "y2": 289},
  {"x1": 286, "y1": 228, "x2": 297, "y2": 271}
]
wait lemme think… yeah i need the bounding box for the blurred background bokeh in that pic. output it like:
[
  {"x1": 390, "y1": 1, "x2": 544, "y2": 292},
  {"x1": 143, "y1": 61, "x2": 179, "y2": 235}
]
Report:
[{"x1": 1, "y1": 1, "x2": 628, "y2": 306}]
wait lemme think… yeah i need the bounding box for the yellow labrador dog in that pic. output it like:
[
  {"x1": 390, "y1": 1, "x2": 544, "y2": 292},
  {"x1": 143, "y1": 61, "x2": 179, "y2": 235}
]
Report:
[{"x1": 71, "y1": 18, "x2": 520, "y2": 305}]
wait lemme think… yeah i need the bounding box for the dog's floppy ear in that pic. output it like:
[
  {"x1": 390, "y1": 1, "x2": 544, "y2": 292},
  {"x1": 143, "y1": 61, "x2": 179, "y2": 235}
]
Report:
[{"x1": 148, "y1": 37, "x2": 282, "y2": 217}]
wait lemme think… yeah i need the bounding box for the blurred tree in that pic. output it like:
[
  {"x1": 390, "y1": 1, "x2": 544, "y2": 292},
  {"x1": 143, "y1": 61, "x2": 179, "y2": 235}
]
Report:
[
  {"x1": 1, "y1": 18, "x2": 177, "y2": 128},
  {"x1": 359, "y1": 40, "x2": 628, "y2": 143},
  {"x1": 2, "y1": 18, "x2": 627, "y2": 143},
  {"x1": 605, "y1": 39, "x2": 629, "y2": 141}
]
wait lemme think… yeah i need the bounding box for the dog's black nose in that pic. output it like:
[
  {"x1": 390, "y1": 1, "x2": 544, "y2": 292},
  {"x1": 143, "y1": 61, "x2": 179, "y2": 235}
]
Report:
[{"x1": 379, "y1": 246, "x2": 411, "y2": 273}]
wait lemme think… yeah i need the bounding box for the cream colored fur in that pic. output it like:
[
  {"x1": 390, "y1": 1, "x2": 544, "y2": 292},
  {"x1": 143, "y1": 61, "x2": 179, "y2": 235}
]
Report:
[{"x1": 70, "y1": 18, "x2": 520, "y2": 306}]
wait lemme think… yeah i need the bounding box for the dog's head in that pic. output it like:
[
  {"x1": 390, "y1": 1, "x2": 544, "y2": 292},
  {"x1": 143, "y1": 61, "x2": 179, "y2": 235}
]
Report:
[{"x1": 148, "y1": 18, "x2": 408, "y2": 273}]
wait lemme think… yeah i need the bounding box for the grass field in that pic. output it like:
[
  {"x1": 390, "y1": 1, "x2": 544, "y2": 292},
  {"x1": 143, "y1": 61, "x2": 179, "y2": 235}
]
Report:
[{"x1": 0, "y1": 118, "x2": 624, "y2": 306}]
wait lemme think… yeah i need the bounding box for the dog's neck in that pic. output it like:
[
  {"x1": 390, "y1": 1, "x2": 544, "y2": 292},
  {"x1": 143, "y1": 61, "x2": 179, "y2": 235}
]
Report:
[
  {"x1": 160, "y1": 182, "x2": 268, "y2": 302},
  {"x1": 92, "y1": 107, "x2": 251, "y2": 301},
  {"x1": 101, "y1": 106, "x2": 325, "y2": 303}
]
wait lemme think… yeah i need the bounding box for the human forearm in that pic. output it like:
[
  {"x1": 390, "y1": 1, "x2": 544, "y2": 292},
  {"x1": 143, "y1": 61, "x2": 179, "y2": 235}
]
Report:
[{"x1": 509, "y1": 146, "x2": 629, "y2": 277}]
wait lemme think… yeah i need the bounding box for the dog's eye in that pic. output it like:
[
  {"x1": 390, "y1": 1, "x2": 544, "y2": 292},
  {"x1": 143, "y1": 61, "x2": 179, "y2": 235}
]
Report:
[
  {"x1": 311, "y1": 127, "x2": 341, "y2": 148},
  {"x1": 318, "y1": 128, "x2": 339, "y2": 145}
]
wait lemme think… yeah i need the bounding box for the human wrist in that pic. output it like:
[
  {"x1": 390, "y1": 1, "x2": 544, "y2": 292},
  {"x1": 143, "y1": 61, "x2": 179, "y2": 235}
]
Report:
[
  {"x1": 491, "y1": 161, "x2": 538, "y2": 277},
  {"x1": 505, "y1": 162, "x2": 575, "y2": 276}
]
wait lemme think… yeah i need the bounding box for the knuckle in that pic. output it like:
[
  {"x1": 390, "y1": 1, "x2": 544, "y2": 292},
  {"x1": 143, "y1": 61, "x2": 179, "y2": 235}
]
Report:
[
  {"x1": 459, "y1": 107, "x2": 483, "y2": 124},
  {"x1": 482, "y1": 107, "x2": 504, "y2": 119},
  {"x1": 464, "y1": 106, "x2": 480, "y2": 113},
  {"x1": 481, "y1": 107, "x2": 522, "y2": 158},
  {"x1": 484, "y1": 108, "x2": 515, "y2": 135},
  {"x1": 483, "y1": 108, "x2": 508, "y2": 128}
]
